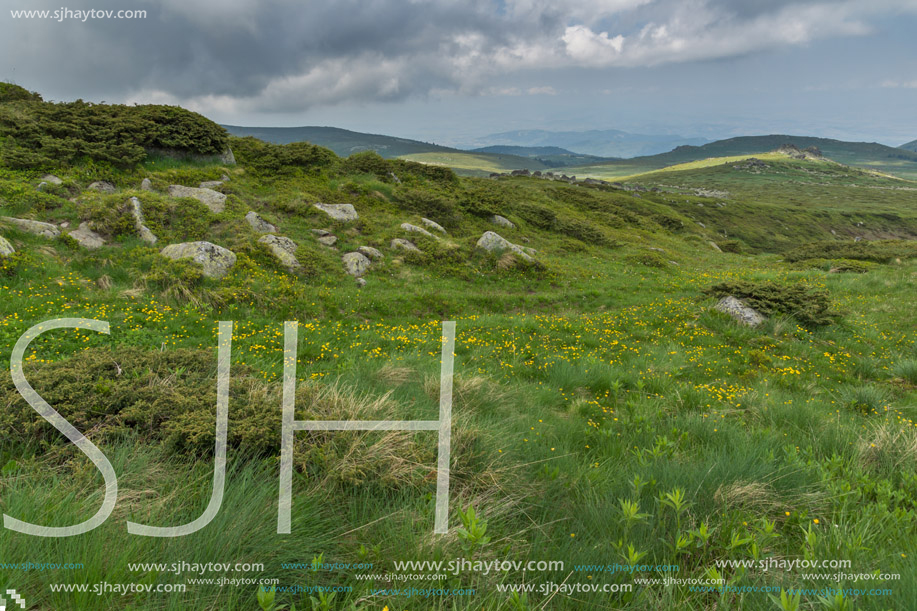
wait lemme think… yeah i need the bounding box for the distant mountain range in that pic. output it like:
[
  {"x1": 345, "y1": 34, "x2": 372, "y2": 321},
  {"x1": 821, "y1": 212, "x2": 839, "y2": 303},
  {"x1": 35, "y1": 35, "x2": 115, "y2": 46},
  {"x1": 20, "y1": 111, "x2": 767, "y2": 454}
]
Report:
[
  {"x1": 459, "y1": 129, "x2": 711, "y2": 158},
  {"x1": 901, "y1": 139, "x2": 917, "y2": 152}
]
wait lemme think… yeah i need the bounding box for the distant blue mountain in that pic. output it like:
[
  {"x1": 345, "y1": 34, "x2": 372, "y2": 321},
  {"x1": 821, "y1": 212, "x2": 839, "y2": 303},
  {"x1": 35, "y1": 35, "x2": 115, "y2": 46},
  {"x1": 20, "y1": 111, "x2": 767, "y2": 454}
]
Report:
[{"x1": 461, "y1": 129, "x2": 710, "y2": 158}]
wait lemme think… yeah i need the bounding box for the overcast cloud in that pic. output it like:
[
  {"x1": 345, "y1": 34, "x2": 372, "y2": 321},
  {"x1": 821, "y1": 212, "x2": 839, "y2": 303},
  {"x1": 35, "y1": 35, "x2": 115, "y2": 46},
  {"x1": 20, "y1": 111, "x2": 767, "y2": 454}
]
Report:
[{"x1": 2, "y1": 0, "x2": 916, "y2": 143}]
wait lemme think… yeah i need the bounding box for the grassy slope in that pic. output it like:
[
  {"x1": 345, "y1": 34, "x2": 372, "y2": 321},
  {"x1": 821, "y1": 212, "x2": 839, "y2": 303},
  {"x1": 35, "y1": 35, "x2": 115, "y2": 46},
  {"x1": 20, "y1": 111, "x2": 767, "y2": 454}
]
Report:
[
  {"x1": 1, "y1": 151, "x2": 916, "y2": 610},
  {"x1": 397, "y1": 151, "x2": 552, "y2": 176}
]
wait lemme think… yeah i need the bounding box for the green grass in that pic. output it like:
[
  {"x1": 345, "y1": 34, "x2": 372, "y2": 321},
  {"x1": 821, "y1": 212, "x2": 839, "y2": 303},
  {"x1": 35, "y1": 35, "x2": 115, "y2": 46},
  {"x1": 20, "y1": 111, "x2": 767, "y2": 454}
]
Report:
[{"x1": 1, "y1": 137, "x2": 917, "y2": 610}]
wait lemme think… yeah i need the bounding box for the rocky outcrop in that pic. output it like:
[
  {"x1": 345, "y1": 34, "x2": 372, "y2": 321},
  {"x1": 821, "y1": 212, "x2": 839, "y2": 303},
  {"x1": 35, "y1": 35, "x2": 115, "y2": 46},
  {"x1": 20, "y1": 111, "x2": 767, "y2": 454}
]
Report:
[
  {"x1": 358, "y1": 246, "x2": 384, "y2": 260},
  {"x1": 258, "y1": 235, "x2": 301, "y2": 270},
  {"x1": 490, "y1": 214, "x2": 515, "y2": 229},
  {"x1": 317, "y1": 235, "x2": 338, "y2": 247},
  {"x1": 0, "y1": 235, "x2": 14, "y2": 257},
  {"x1": 41, "y1": 174, "x2": 63, "y2": 185},
  {"x1": 342, "y1": 252, "x2": 371, "y2": 277},
  {"x1": 140, "y1": 178, "x2": 154, "y2": 192},
  {"x1": 421, "y1": 218, "x2": 447, "y2": 234},
  {"x1": 714, "y1": 296, "x2": 765, "y2": 327},
  {"x1": 314, "y1": 203, "x2": 358, "y2": 222},
  {"x1": 160, "y1": 241, "x2": 236, "y2": 278},
  {"x1": 709, "y1": 241, "x2": 723, "y2": 253},
  {"x1": 129, "y1": 197, "x2": 158, "y2": 244},
  {"x1": 168, "y1": 185, "x2": 226, "y2": 213},
  {"x1": 1, "y1": 217, "x2": 61, "y2": 238},
  {"x1": 88, "y1": 181, "x2": 116, "y2": 194},
  {"x1": 68, "y1": 222, "x2": 105, "y2": 249},
  {"x1": 475, "y1": 231, "x2": 534, "y2": 262},
  {"x1": 245, "y1": 211, "x2": 277, "y2": 233},
  {"x1": 391, "y1": 238, "x2": 420, "y2": 253}
]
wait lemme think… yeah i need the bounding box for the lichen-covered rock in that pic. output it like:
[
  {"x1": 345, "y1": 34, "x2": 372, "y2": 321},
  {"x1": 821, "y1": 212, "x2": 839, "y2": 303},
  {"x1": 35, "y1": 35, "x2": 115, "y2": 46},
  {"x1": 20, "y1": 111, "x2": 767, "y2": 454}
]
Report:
[
  {"x1": 356, "y1": 277, "x2": 367, "y2": 288},
  {"x1": 129, "y1": 197, "x2": 158, "y2": 244},
  {"x1": 140, "y1": 178, "x2": 154, "y2": 192},
  {"x1": 41, "y1": 174, "x2": 63, "y2": 185},
  {"x1": 358, "y1": 246, "x2": 384, "y2": 260},
  {"x1": 709, "y1": 241, "x2": 723, "y2": 253},
  {"x1": 0, "y1": 235, "x2": 14, "y2": 257},
  {"x1": 314, "y1": 203, "x2": 358, "y2": 222},
  {"x1": 421, "y1": 218, "x2": 447, "y2": 234},
  {"x1": 258, "y1": 234, "x2": 301, "y2": 270},
  {"x1": 160, "y1": 241, "x2": 236, "y2": 278},
  {"x1": 168, "y1": 185, "x2": 226, "y2": 213},
  {"x1": 401, "y1": 222, "x2": 437, "y2": 239},
  {"x1": 390, "y1": 238, "x2": 420, "y2": 253},
  {"x1": 88, "y1": 181, "x2": 116, "y2": 194},
  {"x1": 68, "y1": 222, "x2": 105, "y2": 250},
  {"x1": 318, "y1": 235, "x2": 338, "y2": 247},
  {"x1": 490, "y1": 215, "x2": 515, "y2": 229},
  {"x1": 714, "y1": 296, "x2": 766, "y2": 327},
  {"x1": 342, "y1": 252, "x2": 371, "y2": 277},
  {"x1": 475, "y1": 231, "x2": 533, "y2": 261},
  {"x1": 245, "y1": 211, "x2": 277, "y2": 233},
  {"x1": 1, "y1": 217, "x2": 61, "y2": 238}
]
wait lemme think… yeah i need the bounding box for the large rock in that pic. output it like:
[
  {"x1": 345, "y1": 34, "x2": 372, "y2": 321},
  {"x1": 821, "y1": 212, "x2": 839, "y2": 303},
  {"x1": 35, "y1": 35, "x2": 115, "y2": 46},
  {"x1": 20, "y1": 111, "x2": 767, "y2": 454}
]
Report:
[
  {"x1": 41, "y1": 174, "x2": 63, "y2": 185},
  {"x1": 87, "y1": 181, "x2": 116, "y2": 194},
  {"x1": 128, "y1": 197, "x2": 158, "y2": 244},
  {"x1": 140, "y1": 178, "x2": 154, "y2": 192},
  {"x1": 714, "y1": 296, "x2": 766, "y2": 327},
  {"x1": 168, "y1": 185, "x2": 226, "y2": 213},
  {"x1": 391, "y1": 238, "x2": 420, "y2": 253},
  {"x1": 342, "y1": 252, "x2": 371, "y2": 277},
  {"x1": 68, "y1": 222, "x2": 105, "y2": 250},
  {"x1": 358, "y1": 246, "x2": 384, "y2": 260},
  {"x1": 490, "y1": 215, "x2": 515, "y2": 229},
  {"x1": 314, "y1": 203, "x2": 358, "y2": 222},
  {"x1": 475, "y1": 231, "x2": 533, "y2": 262},
  {"x1": 1, "y1": 216, "x2": 61, "y2": 238},
  {"x1": 421, "y1": 218, "x2": 447, "y2": 234},
  {"x1": 160, "y1": 241, "x2": 236, "y2": 278},
  {"x1": 317, "y1": 235, "x2": 338, "y2": 247},
  {"x1": 258, "y1": 234, "x2": 301, "y2": 270},
  {"x1": 401, "y1": 222, "x2": 436, "y2": 239},
  {"x1": 245, "y1": 211, "x2": 277, "y2": 233},
  {"x1": 0, "y1": 235, "x2": 14, "y2": 257}
]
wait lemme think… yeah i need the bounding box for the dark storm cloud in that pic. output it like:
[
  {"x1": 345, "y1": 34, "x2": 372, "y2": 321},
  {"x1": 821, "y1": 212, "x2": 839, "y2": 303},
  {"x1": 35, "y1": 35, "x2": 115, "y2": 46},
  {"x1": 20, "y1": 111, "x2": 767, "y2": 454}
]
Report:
[{"x1": 1, "y1": 0, "x2": 913, "y2": 114}]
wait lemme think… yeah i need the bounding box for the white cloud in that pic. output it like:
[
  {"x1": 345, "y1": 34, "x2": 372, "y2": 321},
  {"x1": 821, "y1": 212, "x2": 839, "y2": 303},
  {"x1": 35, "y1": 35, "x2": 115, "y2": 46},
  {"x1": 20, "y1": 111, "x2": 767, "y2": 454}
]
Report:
[
  {"x1": 881, "y1": 79, "x2": 917, "y2": 89},
  {"x1": 527, "y1": 86, "x2": 558, "y2": 95}
]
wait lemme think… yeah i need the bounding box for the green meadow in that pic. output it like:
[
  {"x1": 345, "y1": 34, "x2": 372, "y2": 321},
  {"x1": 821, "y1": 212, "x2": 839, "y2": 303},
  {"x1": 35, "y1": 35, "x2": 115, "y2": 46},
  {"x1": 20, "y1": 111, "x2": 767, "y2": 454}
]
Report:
[{"x1": 1, "y1": 89, "x2": 917, "y2": 610}]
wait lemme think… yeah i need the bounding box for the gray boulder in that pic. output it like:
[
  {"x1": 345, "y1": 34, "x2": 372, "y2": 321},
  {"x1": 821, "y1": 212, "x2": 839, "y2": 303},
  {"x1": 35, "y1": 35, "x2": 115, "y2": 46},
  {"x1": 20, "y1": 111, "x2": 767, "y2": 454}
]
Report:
[
  {"x1": 714, "y1": 296, "x2": 766, "y2": 327},
  {"x1": 401, "y1": 222, "x2": 437, "y2": 239},
  {"x1": 314, "y1": 203, "x2": 358, "y2": 222},
  {"x1": 311, "y1": 229, "x2": 331, "y2": 237},
  {"x1": 140, "y1": 178, "x2": 154, "y2": 192},
  {"x1": 491, "y1": 215, "x2": 515, "y2": 229},
  {"x1": 199, "y1": 180, "x2": 225, "y2": 189},
  {"x1": 358, "y1": 246, "x2": 384, "y2": 260},
  {"x1": 41, "y1": 174, "x2": 63, "y2": 185},
  {"x1": 0, "y1": 235, "x2": 14, "y2": 257},
  {"x1": 258, "y1": 234, "x2": 301, "y2": 270},
  {"x1": 318, "y1": 235, "x2": 338, "y2": 247},
  {"x1": 68, "y1": 222, "x2": 105, "y2": 250},
  {"x1": 168, "y1": 185, "x2": 227, "y2": 213},
  {"x1": 342, "y1": 252, "x2": 371, "y2": 277},
  {"x1": 160, "y1": 241, "x2": 236, "y2": 278},
  {"x1": 391, "y1": 238, "x2": 420, "y2": 253},
  {"x1": 475, "y1": 231, "x2": 534, "y2": 262},
  {"x1": 245, "y1": 211, "x2": 277, "y2": 234},
  {"x1": 1, "y1": 217, "x2": 61, "y2": 238},
  {"x1": 709, "y1": 241, "x2": 723, "y2": 253},
  {"x1": 421, "y1": 218, "x2": 447, "y2": 234},
  {"x1": 129, "y1": 197, "x2": 158, "y2": 244},
  {"x1": 356, "y1": 277, "x2": 367, "y2": 288},
  {"x1": 87, "y1": 181, "x2": 116, "y2": 194}
]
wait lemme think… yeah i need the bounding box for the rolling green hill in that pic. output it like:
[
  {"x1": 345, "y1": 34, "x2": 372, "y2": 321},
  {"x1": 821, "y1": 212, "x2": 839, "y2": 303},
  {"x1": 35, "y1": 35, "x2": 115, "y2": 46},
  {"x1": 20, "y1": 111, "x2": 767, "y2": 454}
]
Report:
[
  {"x1": 567, "y1": 135, "x2": 917, "y2": 180},
  {"x1": 901, "y1": 138, "x2": 917, "y2": 152},
  {"x1": 469, "y1": 145, "x2": 609, "y2": 167}
]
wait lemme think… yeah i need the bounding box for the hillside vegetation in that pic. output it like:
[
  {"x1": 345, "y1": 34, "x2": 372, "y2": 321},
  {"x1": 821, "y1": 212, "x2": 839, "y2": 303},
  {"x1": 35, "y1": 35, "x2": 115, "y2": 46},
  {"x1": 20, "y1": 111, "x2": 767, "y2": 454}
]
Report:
[{"x1": 1, "y1": 88, "x2": 917, "y2": 611}]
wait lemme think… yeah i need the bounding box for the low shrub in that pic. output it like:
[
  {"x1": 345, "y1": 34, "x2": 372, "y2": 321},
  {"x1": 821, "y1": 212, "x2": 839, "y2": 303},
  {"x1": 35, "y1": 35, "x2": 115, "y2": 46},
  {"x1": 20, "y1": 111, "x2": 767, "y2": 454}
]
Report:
[
  {"x1": 704, "y1": 280, "x2": 838, "y2": 327},
  {"x1": 784, "y1": 240, "x2": 917, "y2": 263}
]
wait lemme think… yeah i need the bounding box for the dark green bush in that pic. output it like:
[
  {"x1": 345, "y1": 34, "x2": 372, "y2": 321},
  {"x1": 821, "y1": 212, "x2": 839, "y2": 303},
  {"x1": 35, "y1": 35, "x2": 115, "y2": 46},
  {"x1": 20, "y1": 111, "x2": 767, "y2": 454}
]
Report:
[
  {"x1": 784, "y1": 240, "x2": 917, "y2": 263},
  {"x1": 704, "y1": 280, "x2": 838, "y2": 327},
  {"x1": 229, "y1": 136, "x2": 337, "y2": 175}
]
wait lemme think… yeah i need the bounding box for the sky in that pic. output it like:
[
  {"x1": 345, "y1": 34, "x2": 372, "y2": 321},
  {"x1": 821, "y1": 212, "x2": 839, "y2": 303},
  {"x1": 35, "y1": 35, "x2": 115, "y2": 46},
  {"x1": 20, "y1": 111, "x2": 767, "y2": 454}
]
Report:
[{"x1": 2, "y1": 0, "x2": 917, "y2": 146}]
